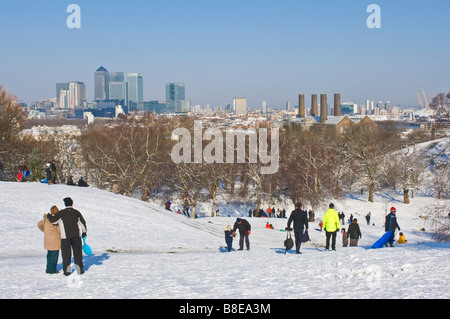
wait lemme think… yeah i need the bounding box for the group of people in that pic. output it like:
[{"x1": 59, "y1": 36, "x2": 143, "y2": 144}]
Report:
[
  {"x1": 67, "y1": 175, "x2": 89, "y2": 187},
  {"x1": 164, "y1": 198, "x2": 191, "y2": 218},
  {"x1": 248, "y1": 207, "x2": 287, "y2": 218},
  {"x1": 225, "y1": 203, "x2": 404, "y2": 254},
  {"x1": 37, "y1": 197, "x2": 88, "y2": 276}
]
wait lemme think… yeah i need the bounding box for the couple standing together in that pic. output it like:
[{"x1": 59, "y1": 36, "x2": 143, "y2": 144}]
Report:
[
  {"x1": 38, "y1": 197, "x2": 87, "y2": 276},
  {"x1": 287, "y1": 203, "x2": 340, "y2": 253}
]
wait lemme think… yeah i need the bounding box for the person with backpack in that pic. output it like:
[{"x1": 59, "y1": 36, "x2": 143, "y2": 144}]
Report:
[
  {"x1": 385, "y1": 207, "x2": 401, "y2": 247},
  {"x1": 323, "y1": 203, "x2": 340, "y2": 251},
  {"x1": 232, "y1": 218, "x2": 251, "y2": 251},
  {"x1": 286, "y1": 202, "x2": 309, "y2": 254},
  {"x1": 46, "y1": 197, "x2": 87, "y2": 276}
]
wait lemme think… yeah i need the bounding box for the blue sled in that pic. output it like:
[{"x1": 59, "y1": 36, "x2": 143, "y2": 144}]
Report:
[
  {"x1": 371, "y1": 231, "x2": 393, "y2": 249},
  {"x1": 83, "y1": 237, "x2": 93, "y2": 256}
]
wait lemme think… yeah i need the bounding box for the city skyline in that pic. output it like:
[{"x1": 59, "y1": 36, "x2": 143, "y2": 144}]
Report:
[{"x1": 1, "y1": 0, "x2": 449, "y2": 107}]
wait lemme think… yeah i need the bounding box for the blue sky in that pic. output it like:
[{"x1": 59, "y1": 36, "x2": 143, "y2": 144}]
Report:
[{"x1": 0, "y1": 0, "x2": 449, "y2": 108}]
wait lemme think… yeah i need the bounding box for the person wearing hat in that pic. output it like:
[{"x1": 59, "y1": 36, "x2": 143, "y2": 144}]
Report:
[
  {"x1": 47, "y1": 197, "x2": 87, "y2": 275},
  {"x1": 37, "y1": 205, "x2": 61, "y2": 274},
  {"x1": 224, "y1": 225, "x2": 234, "y2": 252},
  {"x1": 232, "y1": 218, "x2": 251, "y2": 250},
  {"x1": 385, "y1": 207, "x2": 401, "y2": 247}
]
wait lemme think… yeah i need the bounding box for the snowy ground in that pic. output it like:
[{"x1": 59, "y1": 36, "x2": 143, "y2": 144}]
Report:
[{"x1": 0, "y1": 181, "x2": 448, "y2": 299}]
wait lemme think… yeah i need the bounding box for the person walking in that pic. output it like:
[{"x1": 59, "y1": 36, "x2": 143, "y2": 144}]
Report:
[
  {"x1": 348, "y1": 218, "x2": 362, "y2": 246},
  {"x1": 323, "y1": 203, "x2": 340, "y2": 251},
  {"x1": 232, "y1": 218, "x2": 251, "y2": 251},
  {"x1": 37, "y1": 205, "x2": 61, "y2": 274},
  {"x1": 46, "y1": 197, "x2": 87, "y2": 276},
  {"x1": 385, "y1": 207, "x2": 401, "y2": 247},
  {"x1": 286, "y1": 202, "x2": 309, "y2": 254}
]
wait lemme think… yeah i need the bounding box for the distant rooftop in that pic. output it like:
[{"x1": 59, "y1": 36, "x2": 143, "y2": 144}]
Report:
[{"x1": 96, "y1": 66, "x2": 108, "y2": 72}]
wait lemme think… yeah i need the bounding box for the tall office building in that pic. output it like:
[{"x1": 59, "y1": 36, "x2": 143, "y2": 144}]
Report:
[
  {"x1": 95, "y1": 66, "x2": 109, "y2": 101},
  {"x1": 233, "y1": 98, "x2": 247, "y2": 115},
  {"x1": 108, "y1": 72, "x2": 126, "y2": 101},
  {"x1": 166, "y1": 82, "x2": 189, "y2": 113},
  {"x1": 127, "y1": 73, "x2": 144, "y2": 104},
  {"x1": 262, "y1": 100, "x2": 267, "y2": 114},
  {"x1": 68, "y1": 81, "x2": 86, "y2": 109},
  {"x1": 56, "y1": 83, "x2": 70, "y2": 106}
]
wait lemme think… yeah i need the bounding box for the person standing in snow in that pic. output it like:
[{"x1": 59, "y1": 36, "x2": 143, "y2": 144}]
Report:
[
  {"x1": 45, "y1": 163, "x2": 52, "y2": 184},
  {"x1": 50, "y1": 160, "x2": 57, "y2": 184},
  {"x1": 232, "y1": 218, "x2": 251, "y2": 251},
  {"x1": 341, "y1": 228, "x2": 348, "y2": 247},
  {"x1": 37, "y1": 205, "x2": 61, "y2": 274},
  {"x1": 385, "y1": 207, "x2": 401, "y2": 247},
  {"x1": 183, "y1": 197, "x2": 190, "y2": 218},
  {"x1": 365, "y1": 212, "x2": 371, "y2": 225},
  {"x1": 224, "y1": 225, "x2": 234, "y2": 252},
  {"x1": 47, "y1": 197, "x2": 87, "y2": 275},
  {"x1": 286, "y1": 203, "x2": 309, "y2": 254},
  {"x1": 323, "y1": 203, "x2": 340, "y2": 251},
  {"x1": 347, "y1": 218, "x2": 362, "y2": 246}
]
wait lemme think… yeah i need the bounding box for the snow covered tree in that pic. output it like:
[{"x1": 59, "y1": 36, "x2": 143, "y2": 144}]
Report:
[
  {"x1": 430, "y1": 92, "x2": 450, "y2": 121},
  {"x1": 343, "y1": 122, "x2": 397, "y2": 202}
]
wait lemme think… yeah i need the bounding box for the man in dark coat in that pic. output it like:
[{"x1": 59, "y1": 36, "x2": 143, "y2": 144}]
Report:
[
  {"x1": 385, "y1": 207, "x2": 401, "y2": 247},
  {"x1": 47, "y1": 197, "x2": 87, "y2": 275},
  {"x1": 347, "y1": 218, "x2": 362, "y2": 246},
  {"x1": 232, "y1": 218, "x2": 251, "y2": 250},
  {"x1": 287, "y1": 203, "x2": 309, "y2": 254}
]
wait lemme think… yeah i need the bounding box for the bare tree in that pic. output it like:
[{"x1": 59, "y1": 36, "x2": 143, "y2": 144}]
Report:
[
  {"x1": 343, "y1": 123, "x2": 397, "y2": 202},
  {"x1": 430, "y1": 92, "x2": 450, "y2": 121}
]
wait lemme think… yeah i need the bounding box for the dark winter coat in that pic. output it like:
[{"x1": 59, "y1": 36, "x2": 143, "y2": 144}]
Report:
[
  {"x1": 347, "y1": 220, "x2": 362, "y2": 239},
  {"x1": 225, "y1": 230, "x2": 233, "y2": 242},
  {"x1": 287, "y1": 209, "x2": 309, "y2": 231},
  {"x1": 47, "y1": 207, "x2": 87, "y2": 239},
  {"x1": 45, "y1": 167, "x2": 52, "y2": 180},
  {"x1": 385, "y1": 213, "x2": 400, "y2": 232},
  {"x1": 232, "y1": 218, "x2": 251, "y2": 235}
]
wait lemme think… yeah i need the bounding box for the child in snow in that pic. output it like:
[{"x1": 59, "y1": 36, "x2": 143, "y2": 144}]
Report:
[
  {"x1": 37, "y1": 206, "x2": 61, "y2": 274},
  {"x1": 224, "y1": 225, "x2": 234, "y2": 252},
  {"x1": 341, "y1": 228, "x2": 348, "y2": 247},
  {"x1": 319, "y1": 221, "x2": 323, "y2": 231},
  {"x1": 397, "y1": 232, "x2": 407, "y2": 244}
]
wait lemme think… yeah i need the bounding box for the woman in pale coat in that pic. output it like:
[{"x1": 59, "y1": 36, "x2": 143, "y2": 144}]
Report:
[{"x1": 38, "y1": 206, "x2": 61, "y2": 274}]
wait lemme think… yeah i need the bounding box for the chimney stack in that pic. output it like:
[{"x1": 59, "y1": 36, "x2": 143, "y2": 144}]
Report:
[
  {"x1": 320, "y1": 94, "x2": 327, "y2": 123},
  {"x1": 298, "y1": 94, "x2": 305, "y2": 118},
  {"x1": 311, "y1": 94, "x2": 318, "y2": 116},
  {"x1": 334, "y1": 93, "x2": 341, "y2": 116}
]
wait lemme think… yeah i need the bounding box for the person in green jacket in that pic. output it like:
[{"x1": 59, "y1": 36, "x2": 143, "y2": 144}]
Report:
[{"x1": 323, "y1": 203, "x2": 340, "y2": 251}]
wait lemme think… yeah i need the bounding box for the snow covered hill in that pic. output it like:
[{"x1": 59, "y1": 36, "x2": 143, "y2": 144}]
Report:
[{"x1": 0, "y1": 181, "x2": 448, "y2": 299}]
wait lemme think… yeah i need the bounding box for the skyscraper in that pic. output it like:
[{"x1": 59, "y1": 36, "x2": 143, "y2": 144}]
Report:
[
  {"x1": 108, "y1": 72, "x2": 126, "y2": 101},
  {"x1": 166, "y1": 82, "x2": 189, "y2": 113},
  {"x1": 68, "y1": 81, "x2": 86, "y2": 109},
  {"x1": 56, "y1": 82, "x2": 70, "y2": 105},
  {"x1": 95, "y1": 66, "x2": 109, "y2": 101},
  {"x1": 127, "y1": 73, "x2": 144, "y2": 105},
  {"x1": 233, "y1": 98, "x2": 247, "y2": 115}
]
